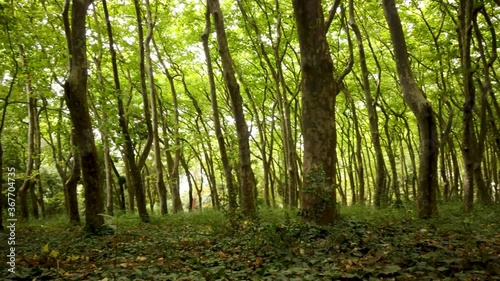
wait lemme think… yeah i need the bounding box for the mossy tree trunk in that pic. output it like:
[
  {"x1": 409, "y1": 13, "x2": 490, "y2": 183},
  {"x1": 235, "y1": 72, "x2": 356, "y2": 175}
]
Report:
[{"x1": 292, "y1": 0, "x2": 340, "y2": 224}]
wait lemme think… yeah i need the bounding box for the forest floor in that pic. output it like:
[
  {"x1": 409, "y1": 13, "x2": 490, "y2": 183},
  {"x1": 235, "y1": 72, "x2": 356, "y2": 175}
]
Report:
[{"x1": 1, "y1": 203, "x2": 499, "y2": 280}]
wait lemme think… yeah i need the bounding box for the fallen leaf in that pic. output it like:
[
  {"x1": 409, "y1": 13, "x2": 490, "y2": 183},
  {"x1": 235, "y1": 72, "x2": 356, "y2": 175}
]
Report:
[
  {"x1": 42, "y1": 244, "x2": 49, "y2": 253},
  {"x1": 136, "y1": 256, "x2": 147, "y2": 262},
  {"x1": 254, "y1": 257, "x2": 263, "y2": 267},
  {"x1": 219, "y1": 252, "x2": 228, "y2": 259}
]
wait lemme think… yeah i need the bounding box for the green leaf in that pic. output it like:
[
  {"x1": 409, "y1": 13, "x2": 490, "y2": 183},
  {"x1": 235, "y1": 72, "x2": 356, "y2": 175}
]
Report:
[{"x1": 381, "y1": 264, "x2": 401, "y2": 275}]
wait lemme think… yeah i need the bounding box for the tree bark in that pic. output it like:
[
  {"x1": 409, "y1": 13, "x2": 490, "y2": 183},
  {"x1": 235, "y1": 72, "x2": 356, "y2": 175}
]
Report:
[
  {"x1": 457, "y1": 0, "x2": 476, "y2": 213},
  {"x1": 349, "y1": 0, "x2": 384, "y2": 206},
  {"x1": 145, "y1": 0, "x2": 168, "y2": 215},
  {"x1": 343, "y1": 86, "x2": 365, "y2": 205},
  {"x1": 209, "y1": 0, "x2": 256, "y2": 217},
  {"x1": 380, "y1": 107, "x2": 402, "y2": 206},
  {"x1": 382, "y1": 0, "x2": 439, "y2": 218},
  {"x1": 131, "y1": 0, "x2": 152, "y2": 222},
  {"x1": 122, "y1": 155, "x2": 135, "y2": 213},
  {"x1": 110, "y1": 158, "x2": 126, "y2": 211},
  {"x1": 166, "y1": 77, "x2": 184, "y2": 213},
  {"x1": 43, "y1": 98, "x2": 71, "y2": 214},
  {"x1": 159, "y1": 100, "x2": 184, "y2": 213},
  {"x1": 253, "y1": 0, "x2": 299, "y2": 209},
  {"x1": 34, "y1": 108, "x2": 44, "y2": 218},
  {"x1": 292, "y1": 0, "x2": 339, "y2": 224},
  {"x1": 180, "y1": 155, "x2": 195, "y2": 212},
  {"x1": 90, "y1": 10, "x2": 114, "y2": 217},
  {"x1": 62, "y1": 0, "x2": 105, "y2": 233},
  {"x1": 103, "y1": 145, "x2": 114, "y2": 216},
  {"x1": 201, "y1": 4, "x2": 237, "y2": 212},
  {"x1": 102, "y1": 0, "x2": 150, "y2": 221},
  {"x1": 472, "y1": 13, "x2": 495, "y2": 205},
  {"x1": 18, "y1": 44, "x2": 37, "y2": 221},
  {"x1": 65, "y1": 131, "x2": 81, "y2": 225}
]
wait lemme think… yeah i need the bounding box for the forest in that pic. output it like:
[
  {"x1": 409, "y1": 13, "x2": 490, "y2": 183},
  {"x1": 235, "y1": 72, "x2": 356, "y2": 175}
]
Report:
[{"x1": 1, "y1": 0, "x2": 499, "y2": 279}]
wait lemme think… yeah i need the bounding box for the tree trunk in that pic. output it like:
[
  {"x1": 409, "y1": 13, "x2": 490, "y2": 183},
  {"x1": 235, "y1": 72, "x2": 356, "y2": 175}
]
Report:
[
  {"x1": 164, "y1": 124, "x2": 184, "y2": 213},
  {"x1": 131, "y1": 0, "x2": 152, "y2": 222},
  {"x1": 293, "y1": 0, "x2": 339, "y2": 224},
  {"x1": 104, "y1": 145, "x2": 114, "y2": 216},
  {"x1": 91, "y1": 9, "x2": 114, "y2": 217},
  {"x1": 263, "y1": 109, "x2": 276, "y2": 207},
  {"x1": 382, "y1": 0, "x2": 439, "y2": 218},
  {"x1": 381, "y1": 108, "x2": 401, "y2": 206},
  {"x1": 102, "y1": 0, "x2": 149, "y2": 221},
  {"x1": 438, "y1": 100, "x2": 453, "y2": 201},
  {"x1": 195, "y1": 164, "x2": 204, "y2": 211},
  {"x1": 399, "y1": 135, "x2": 410, "y2": 202},
  {"x1": 473, "y1": 14, "x2": 495, "y2": 205},
  {"x1": 170, "y1": 83, "x2": 184, "y2": 213},
  {"x1": 34, "y1": 107, "x2": 44, "y2": 218},
  {"x1": 449, "y1": 138, "x2": 461, "y2": 198},
  {"x1": 420, "y1": 8, "x2": 453, "y2": 202},
  {"x1": 201, "y1": 6, "x2": 237, "y2": 212},
  {"x1": 209, "y1": 0, "x2": 256, "y2": 217},
  {"x1": 343, "y1": 86, "x2": 365, "y2": 205},
  {"x1": 349, "y1": 0, "x2": 384, "y2": 206},
  {"x1": 205, "y1": 150, "x2": 219, "y2": 209},
  {"x1": 18, "y1": 44, "x2": 37, "y2": 221},
  {"x1": 110, "y1": 158, "x2": 126, "y2": 211},
  {"x1": 62, "y1": 0, "x2": 105, "y2": 233},
  {"x1": 66, "y1": 131, "x2": 81, "y2": 225},
  {"x1": 145, "y1": 0, "x2": 168, "y2": 215},
  {"x1": 180, "y1": 155, "x2": 195, "y2": 212},
  {"x1": 43, "y1": 98, "x2": 70, "y2": 214},
  {"x1": 0, "y1": 144, "x2": 4, "y2": 230},
  {"x1": 143, "y1": 165, "x2": 154, "y2": 213},
  {"x1": 122, "y1": 155, "x2": 135, "y2": 213},
  {"x1": 457, "y1": 0, "x2": 476, "y2": 213}
]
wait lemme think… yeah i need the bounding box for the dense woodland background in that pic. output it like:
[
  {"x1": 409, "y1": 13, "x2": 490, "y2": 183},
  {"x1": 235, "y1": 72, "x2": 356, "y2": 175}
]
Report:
[{"x1": 1, "y1": 0, "x2": 499, "y2": 233}]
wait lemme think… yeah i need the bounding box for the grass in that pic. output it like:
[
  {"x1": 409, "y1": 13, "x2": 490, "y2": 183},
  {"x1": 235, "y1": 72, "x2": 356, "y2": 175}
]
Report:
[{"x1": 1, "y1": 202, "x2": 499, "y2": 280}]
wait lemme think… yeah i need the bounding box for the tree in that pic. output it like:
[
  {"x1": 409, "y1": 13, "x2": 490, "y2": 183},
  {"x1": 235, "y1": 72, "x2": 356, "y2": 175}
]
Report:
[
  {"x1": 145, "y1": 0, "x2": 168, "y2": 215},
  {"x1": 292, "y1": 0, "x2": 340, "y2": 224},
  {"x1": 209, "y1": 0, "x2": 256, "y2": 217},
  {"x1": 2, "y1": 0, "x2": 498, "y2": 228},
  {"x1": 65, "y1": 130, "x2": 81, "y2": 225},
  {"x1": 382, "y1": 0, "x2": 438, "y2": 218},
  {"x1": 131, "y1": 0, "x2": 153, "y2": 221},
  {"x1": 62, "y1": 0, "x2": 105, "y2": 233},
  {"x1": 101, "y1": 0, "x2": 151, "y2": 221},
  {"x1": 201, "y1": 2, "x2": 237, "y2": 212},
  {"x1": 349, "y1": 0, "x2": 385, "y2": 206},
  {"x1": 18, "y1": 44, "x2": 39, "y2": 221}
]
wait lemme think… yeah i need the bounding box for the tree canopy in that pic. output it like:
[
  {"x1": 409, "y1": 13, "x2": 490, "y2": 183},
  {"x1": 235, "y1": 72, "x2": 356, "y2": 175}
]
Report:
[{"x1": 1, "y1": 0, "x2": 499, "y2": 233}]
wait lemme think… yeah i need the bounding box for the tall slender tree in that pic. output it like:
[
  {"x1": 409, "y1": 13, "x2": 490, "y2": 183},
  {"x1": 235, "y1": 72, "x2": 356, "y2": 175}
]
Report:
[
  {"x1": 382, "y1": 0, "x2": 438, "y2": 218},
  {"x1": 209, "y1": 0, "x2": 256, "y2": 217},
  {"x1": 201, "y1": 3, "x2": 237, "y2": 212},
  {"x1": 131, "y1": 0, "x2": 153, "y2": 222},
  {"x1": 349, "y1": 0, "x2": 385, "y2": 206},
  {"x1": 18, "y1": 44, "x2": 38, "y2": 221},
  {"x1": 145, "y1": 0, "x2": 168, "y2": 215},
  {"x1": 62, "y1": 0, "x2": 105, "y2": 233}
]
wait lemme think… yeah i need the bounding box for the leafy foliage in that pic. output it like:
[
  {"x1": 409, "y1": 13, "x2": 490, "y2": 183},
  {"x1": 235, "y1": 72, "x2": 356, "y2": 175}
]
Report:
[{"x1": 2, "y1": 203, "x2": 499, "y2": 280}]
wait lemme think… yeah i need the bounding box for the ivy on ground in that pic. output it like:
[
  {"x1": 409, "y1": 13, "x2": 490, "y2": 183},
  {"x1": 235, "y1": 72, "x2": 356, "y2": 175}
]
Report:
[{"x1": 1, "y1": 204, "x2": 499, "y2": 280}]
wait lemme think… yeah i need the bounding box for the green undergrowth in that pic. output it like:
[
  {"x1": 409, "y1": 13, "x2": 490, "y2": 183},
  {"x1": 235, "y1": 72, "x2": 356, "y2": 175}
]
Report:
[{"x1": 1, "y1": 203, "x2": 499, "y2": 280}]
